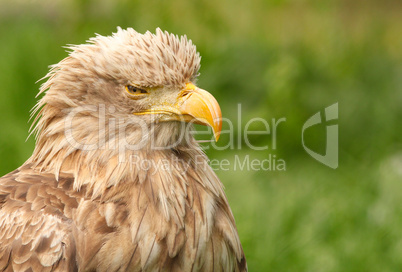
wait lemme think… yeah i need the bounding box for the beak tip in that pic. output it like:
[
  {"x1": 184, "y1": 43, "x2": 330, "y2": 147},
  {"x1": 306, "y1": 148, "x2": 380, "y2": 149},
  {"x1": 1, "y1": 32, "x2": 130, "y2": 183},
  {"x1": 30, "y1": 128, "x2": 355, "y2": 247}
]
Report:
[
  {"x1": 213, "y1": 119, "x2": 222, "y2": 142},
  {"x1": 213, "y1": 131, "x2": 221, "y2": 142}
]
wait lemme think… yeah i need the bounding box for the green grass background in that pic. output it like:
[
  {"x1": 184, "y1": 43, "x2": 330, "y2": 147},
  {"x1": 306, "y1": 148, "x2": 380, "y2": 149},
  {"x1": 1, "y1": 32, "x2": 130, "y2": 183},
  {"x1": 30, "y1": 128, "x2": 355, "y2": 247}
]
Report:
[{"x1": 0, "y1": 0, "x2": 401, "y2": 271}]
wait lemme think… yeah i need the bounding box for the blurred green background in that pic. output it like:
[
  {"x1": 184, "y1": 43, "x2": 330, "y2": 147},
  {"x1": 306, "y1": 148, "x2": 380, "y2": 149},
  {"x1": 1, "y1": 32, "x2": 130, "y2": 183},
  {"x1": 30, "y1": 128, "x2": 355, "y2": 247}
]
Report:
[{"x1": 0, "y1": 0, "x2": 401, "y2": 271}]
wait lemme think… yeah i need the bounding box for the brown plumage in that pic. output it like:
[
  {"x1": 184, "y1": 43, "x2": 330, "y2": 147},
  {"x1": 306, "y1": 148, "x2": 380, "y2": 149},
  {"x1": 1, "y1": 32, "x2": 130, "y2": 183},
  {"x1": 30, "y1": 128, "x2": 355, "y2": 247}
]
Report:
[{"x1": 0, "y1": 28, "x2": 247, "y2": 271}]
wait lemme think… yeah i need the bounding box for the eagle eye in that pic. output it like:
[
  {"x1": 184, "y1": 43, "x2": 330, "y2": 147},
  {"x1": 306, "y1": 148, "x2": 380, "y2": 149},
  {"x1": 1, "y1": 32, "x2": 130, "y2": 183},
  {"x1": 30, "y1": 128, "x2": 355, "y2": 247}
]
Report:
[{"x1": 126, "y1": 85, "x2": 148, "y2": 95}]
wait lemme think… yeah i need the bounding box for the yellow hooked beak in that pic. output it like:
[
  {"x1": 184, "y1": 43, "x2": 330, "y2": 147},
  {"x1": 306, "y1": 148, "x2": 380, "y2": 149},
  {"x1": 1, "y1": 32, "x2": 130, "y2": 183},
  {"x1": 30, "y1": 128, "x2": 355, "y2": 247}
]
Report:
[{"x1": 134, "y1": 83, "x2": 222, "y2": 141}]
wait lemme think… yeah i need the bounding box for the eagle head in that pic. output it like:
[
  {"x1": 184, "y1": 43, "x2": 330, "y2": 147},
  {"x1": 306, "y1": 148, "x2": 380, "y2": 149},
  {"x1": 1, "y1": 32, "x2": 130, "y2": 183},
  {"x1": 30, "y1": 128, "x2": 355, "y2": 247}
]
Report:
[{"x1": 33, "y1": 28, "x2": 221, "y2": 157}]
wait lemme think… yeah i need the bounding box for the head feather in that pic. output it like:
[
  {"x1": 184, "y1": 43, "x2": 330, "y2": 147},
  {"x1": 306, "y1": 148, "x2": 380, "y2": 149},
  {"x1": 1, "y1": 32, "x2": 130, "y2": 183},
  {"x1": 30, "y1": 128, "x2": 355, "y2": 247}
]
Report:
[{"x1": 66, "y1": 27, "x2": 200, "y2": 88}]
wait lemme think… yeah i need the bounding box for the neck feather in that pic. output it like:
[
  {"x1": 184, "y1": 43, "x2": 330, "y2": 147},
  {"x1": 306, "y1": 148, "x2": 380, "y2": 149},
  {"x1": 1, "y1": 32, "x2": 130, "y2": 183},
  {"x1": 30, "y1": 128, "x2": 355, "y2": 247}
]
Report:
[{"x1": 27, "y1": 104, "x2": 224, "y2": 202}]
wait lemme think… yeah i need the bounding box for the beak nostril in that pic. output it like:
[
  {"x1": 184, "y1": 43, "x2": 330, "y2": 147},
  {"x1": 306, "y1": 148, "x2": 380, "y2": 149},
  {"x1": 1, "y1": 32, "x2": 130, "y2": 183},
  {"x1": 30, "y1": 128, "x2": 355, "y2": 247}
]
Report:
[{"x1": 179, "y1": 91, "x2": 193, "y2": 99}]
